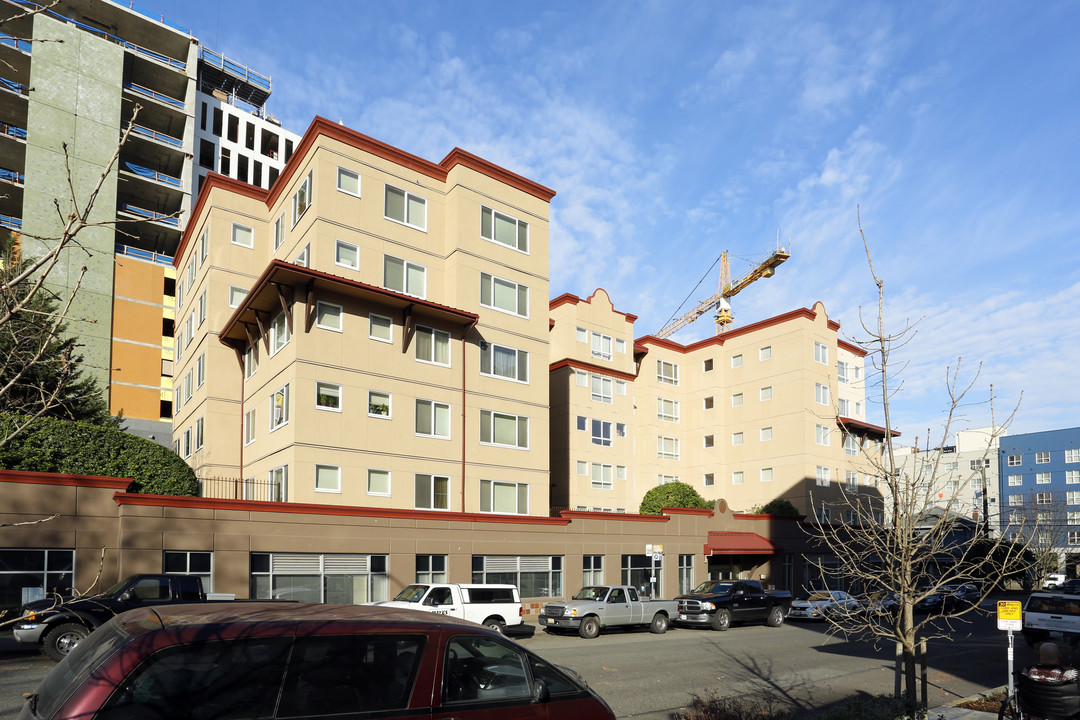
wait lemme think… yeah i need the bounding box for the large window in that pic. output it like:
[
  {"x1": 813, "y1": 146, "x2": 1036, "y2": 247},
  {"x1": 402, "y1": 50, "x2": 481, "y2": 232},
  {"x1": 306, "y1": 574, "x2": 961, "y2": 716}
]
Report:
[
  {"x1": 1067, "y1": 449, "x2": 1080, "y2": 464},
  {"x1": 481, "y1": 206, "x2": 528, "y2": 252},
  {"x1": 415, "y1": 473, "x2": 449, "y2": 510},
  {"x1": 814, "y1": 341, "x2": 829, "y2": 364},
  {"x1": 815, "y1": 383, "x2": 830, "y2": 405},
  {"x1": 591, "y1": 463, "x2": 613, "y2": 490},
  {"x1": 385, "y1": 185, "x2": 426, "y2": 230},
  {"x1": 472, "y1": 555, "x2": 562, "y2": 598},
  {"x1": 384, "y1": 255, "x2": 426, "y2": 298},
  {"x1": 1036, "y1": 452, "x2": 1052, "y2": 464},
  {"x1": 657, "y1": 436, "x2": 679, "y2": 460},
  {"x1": 315, "y1": 465, "x2": 341, "y2": 493},
  {"x1": 678, "y1": 554, "x2": 694, "y2": 595},
  {"x1": 0, "y1": 549, "x2": 74, "y2": 607},
  {"x1": 622, "y1": 554, "x2": 662, "y2": 598},
  {"x1": 657, "y1": 398, "x2": 679, "y2": 422},
  {"x1": 1008, "y1": 454, "x2": 1022, "y2": 466},
  {"x1": 415, "y1": 400, "x2": 450, "y2": 439},
  {"x1": 583, "y1": 555, "x2": 603, "y2": 586},
  {"x1": 480, "y1": 273, "x2": 528, "y2": 317},
  {"x1": 480, "y1": 479, "x2": 528, "y2": 514},
  {"x1": 591, "y1": 419, "x2": 611, "y2": 447},
  {"x1": 816, "y1": 424, "x2": 830, "y2": 446},
  {"x1": 269, "y1": 466, "x2": 288, "y2": 502},
  {"x1": 480, "y1": 410, "x2": 528, "y2": 449},
  {"x1": 1037, "y1": 472, "x2": 1052, "y2": 485},
  {"x1": 250, "y1": 552, "x2": 387, "y2": 603},
  {"x1": 291, "y1": 171, "x2": 311, "y2": 225},
  {"x1": 816, "y1": 466, "x2": 831, "y2": 486},
  {"x1": 591, "y1": 332, "x2": 612, "y2": 361},
  {"x1": 415, "y1": 326, "x2": 450, "y2": 366},
  {"x1": 480, "y1": 342, "x2": 528, "y2": 383},
  {"x1": 591, "y1": 374, "x2": 612, "y2": 403},
  {"x1": 657, "y1": 360, "x2": 679, "y2": 385},
  {"x1": 417, "y1": 555, "x2": 447, "y2": 583}
]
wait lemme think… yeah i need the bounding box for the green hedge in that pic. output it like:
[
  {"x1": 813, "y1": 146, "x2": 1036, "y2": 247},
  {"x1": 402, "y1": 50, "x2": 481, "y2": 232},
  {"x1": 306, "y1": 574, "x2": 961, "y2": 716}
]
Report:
[
  {"x1": 0, "y1": 414, "x2": 199, "y2": 496},
  {"x1": 639, "y1": 482, "x2": 713, "y2": 515}
]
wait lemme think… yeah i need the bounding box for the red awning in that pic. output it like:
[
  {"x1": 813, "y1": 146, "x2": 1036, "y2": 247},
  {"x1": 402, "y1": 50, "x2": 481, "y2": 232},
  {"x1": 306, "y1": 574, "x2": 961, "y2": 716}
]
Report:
[{"x1": 703, "y1": 531, "x2": 778, "y2": 556}]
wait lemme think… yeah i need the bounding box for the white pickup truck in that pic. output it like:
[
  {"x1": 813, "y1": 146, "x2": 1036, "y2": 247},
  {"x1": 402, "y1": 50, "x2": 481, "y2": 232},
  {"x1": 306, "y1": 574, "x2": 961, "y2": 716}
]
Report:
[
  {"x1": 538, "y1": 585, "x2": 679, "y2": 639},
  {"x1": 372, "y1": 583, "x2": 523, "y2": 633}
]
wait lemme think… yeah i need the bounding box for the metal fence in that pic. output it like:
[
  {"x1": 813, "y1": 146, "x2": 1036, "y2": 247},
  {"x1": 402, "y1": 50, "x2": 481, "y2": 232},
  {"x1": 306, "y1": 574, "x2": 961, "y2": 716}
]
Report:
[{"x1": 199, "y1": 476, "x2": 286, "y2": 503}]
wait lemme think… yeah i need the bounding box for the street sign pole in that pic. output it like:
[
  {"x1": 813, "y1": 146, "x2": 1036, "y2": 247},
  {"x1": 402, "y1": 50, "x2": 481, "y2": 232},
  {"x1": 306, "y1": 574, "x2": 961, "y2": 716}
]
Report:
[
  {"x1": 1008, "y1": 630, "x2": 1015, "y2": 697},
  {"x1": 997, "y1": 600, "x2": 1022, "y2": 697}
]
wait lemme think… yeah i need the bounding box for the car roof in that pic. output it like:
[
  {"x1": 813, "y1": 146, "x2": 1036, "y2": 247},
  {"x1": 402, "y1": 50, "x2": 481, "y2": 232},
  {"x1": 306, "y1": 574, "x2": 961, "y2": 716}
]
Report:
[{"x1": 116, "y1": 602, "x2": 485, "y2": 637}]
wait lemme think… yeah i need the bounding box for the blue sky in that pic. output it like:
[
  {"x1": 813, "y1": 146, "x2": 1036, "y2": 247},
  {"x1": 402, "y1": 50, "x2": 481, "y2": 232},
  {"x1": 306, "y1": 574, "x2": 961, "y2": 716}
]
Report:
[{"x1": 147, "y1": 0, "x2": 1080, "y2": 445}]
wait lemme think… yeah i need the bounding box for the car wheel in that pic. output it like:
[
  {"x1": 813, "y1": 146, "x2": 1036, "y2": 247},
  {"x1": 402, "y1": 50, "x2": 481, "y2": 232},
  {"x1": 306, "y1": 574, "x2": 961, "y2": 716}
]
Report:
[
  {"x1": 482, "y1": 617, "x2": 505, "y2": 634},
  {"x1": 766, "y1": 606, "x2": 785, "y2": 627},
  {"x1": 579, "y1": 616, "x2": 601, "y2": 639},
  {"x1": 43, "y1": 622, "x2": 90, "y2": 662},
  {"x1": 650, "y1": 613, "x2": 669, "y2": 634},
  {"x1": 711, "y1": 609, "x2": 731, "y2": 631}
]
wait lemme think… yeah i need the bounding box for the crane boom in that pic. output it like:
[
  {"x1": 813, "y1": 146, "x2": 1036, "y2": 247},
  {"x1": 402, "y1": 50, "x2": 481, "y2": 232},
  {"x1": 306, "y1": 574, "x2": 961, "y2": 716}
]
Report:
[{"x1": 655, "y1": 247, "x2": 791, "y2": 339}]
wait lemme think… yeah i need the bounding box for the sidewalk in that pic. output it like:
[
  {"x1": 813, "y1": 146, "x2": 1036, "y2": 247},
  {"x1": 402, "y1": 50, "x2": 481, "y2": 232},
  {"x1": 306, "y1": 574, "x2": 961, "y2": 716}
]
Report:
[{"x1": 929, "y1": 686, "x2": 1005, "y2": 720}]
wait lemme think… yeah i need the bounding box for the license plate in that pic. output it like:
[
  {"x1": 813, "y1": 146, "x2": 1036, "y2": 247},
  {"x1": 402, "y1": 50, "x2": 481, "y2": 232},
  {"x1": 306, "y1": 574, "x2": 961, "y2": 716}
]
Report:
[
  {"x1": 1051, "y1": 631, "x2": 1064, "y2": 638},
  {"x1": 679, "y1": 615, "x2": 687, "y2": 620}
]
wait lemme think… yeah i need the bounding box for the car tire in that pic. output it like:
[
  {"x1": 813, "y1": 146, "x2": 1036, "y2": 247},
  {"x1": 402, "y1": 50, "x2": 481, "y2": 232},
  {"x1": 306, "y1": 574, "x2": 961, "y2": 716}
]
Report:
[
  {"x1": 579, "y1": 616, "x2": 601, "y2": 639},
  {"x1": 649, "y1": 613, "x2": 669, "y2": 634},
  {"x1": 711, "y1": 609, "x2": 731, "y2": 632},
  {"x1": 482, "y1": 617, "x2": 505, "y2": 634},
  {"x1": 766, "y1": 606, "x2": 785, "y2": 627},
  {"x1": 43, "y1": 622, "x2": 90, "y2": 662}
]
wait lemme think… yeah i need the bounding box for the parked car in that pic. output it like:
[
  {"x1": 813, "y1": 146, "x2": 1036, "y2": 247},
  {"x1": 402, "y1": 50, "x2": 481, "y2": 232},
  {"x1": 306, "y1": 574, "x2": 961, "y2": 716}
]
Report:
[
  {"x1": 788, "y1": 590, "x2": 861, "y2": 620},
  {"x1": 1043, "y1": 573, "x2": 1066, "y2": 590},
  {"x1": 674, "y1": 580, "x2": 792, "y2": 631},
  {"x1": 914, "y1": 583, "x2": 981, "y2": 614},
  {"x1": 538, "y1": 585, "x2": 678, "y2": 638},
  {"x1": 860, "y1": 590, "x2": 900, "y2": 617},
  {"x1": 372, "y1": 583, "x2": 523, "y2": 633},
  {"x1": 1058, "y1": 579, "x2": 1080, "y2": 595},
  {"x1": 17, "y1": 602, "x2": 616, "y2": 720}
]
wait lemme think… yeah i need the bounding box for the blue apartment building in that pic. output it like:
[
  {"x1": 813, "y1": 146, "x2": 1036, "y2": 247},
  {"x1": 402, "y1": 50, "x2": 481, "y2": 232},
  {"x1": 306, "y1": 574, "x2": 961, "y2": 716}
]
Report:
[{"x1": 998, "y1": 427, "x2": 1080, "y2": 570}]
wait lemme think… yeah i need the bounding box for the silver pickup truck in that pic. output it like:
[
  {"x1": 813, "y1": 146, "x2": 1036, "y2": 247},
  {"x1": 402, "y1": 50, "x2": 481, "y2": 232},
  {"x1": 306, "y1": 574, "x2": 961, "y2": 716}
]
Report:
[{"x1": 538, "y1": 585, "x2": 678, "y2": 639}]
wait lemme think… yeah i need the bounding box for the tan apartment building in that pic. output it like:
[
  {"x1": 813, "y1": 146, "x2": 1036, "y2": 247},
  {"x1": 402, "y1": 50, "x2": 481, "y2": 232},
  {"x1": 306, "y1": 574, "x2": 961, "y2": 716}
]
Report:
[
  {"x1": 550, "y1": 292, "x2": 889, "y2": 520},
  {"x1": 170, "y1": 117, "x2": 555, "y2": 518}
]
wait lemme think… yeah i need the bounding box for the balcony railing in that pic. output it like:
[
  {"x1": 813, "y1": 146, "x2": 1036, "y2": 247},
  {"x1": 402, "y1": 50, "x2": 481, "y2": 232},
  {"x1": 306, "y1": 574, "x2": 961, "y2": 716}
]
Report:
[
  {"x1": 200, "y1": 476, "x2": 287, "y2": 503},
  {"x1": 122, "y1": 161, "x2": 181, "y2": 188},
  {"x1": 124, "y1": 81, "x2": 184, "y2": 109},
  {"x1": 0, "y1": 76, "x2": 28, "y2": 95},
  {"x1": 0, "y1": 33, "x2": 31, "y2": 53},
  {"x1": 0, "y1": 214, "x2": 22, "y2": 231},
  {"x1": 115, "y1": 243, "x2": 173, "y2": 266},
  {"x1": 118, "y1": 203, "x2": 180, "y2": 227},
  {"x1": 0, "y1": 167, "x2": 24, "y2": 185},
  {"x1": 0, "y1": 123, "x2": 26, "y2": 140},
  {"x1": 199, "y1": 48, "x2": 271, "y2": 93},
  {"x1": 127, "y1": 123, "x2": 183, "y2": 149}
]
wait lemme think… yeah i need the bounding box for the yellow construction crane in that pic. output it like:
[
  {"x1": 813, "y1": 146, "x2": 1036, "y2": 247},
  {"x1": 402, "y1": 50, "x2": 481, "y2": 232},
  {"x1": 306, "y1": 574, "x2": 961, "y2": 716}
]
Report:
[{"x1": 655, "y1": 246, "x2": 791, "y2": 339}]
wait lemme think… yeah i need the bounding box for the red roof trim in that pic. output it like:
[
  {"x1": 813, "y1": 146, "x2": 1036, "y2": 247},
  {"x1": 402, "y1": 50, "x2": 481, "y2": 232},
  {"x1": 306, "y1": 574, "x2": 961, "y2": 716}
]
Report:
[
  {"x1": 837, "y1": 339, "x2": 867, "y2": 357},
  {"x1": 174, "y1": 173, "x2": 268, "y2": 267},
  {"x1": 558, "y1": 510, "x2": 668, "y2": 522},
  {"x1": 440, "y1": 147, "x2": 556, "y2": 202},
  {"x1": 661, "y1": 506, "x2": 715, "y2": 517},
  {"x1": 0, "y1": 468, "x2": 130, "y2": 490},
  {"x1": 636, "y1": 307, "x2": 821, "y2": 354},
  {"x1": 115, "y1": 494, "x2": 570, "y2": 525},
  {"x1": 837, "y1": 415, "x2": 901, "y2": 438},
  {"x1": 549, "y1": 358, "x2": 637, "y2": 382},
  {"x1": 548, "y1": 290, "x2": 638, "y2": 323}
]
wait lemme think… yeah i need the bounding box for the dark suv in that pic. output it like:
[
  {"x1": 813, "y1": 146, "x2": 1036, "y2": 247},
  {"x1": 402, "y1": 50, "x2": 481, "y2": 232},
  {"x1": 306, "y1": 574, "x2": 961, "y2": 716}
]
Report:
[{"x1": 18, "y1": 602, "x2": 615, "y2": 720}]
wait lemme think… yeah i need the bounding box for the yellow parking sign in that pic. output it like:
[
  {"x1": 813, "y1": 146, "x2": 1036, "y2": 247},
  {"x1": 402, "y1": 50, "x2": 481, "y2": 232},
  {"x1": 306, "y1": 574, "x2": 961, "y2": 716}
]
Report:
[{"x1": 998, "y1": 600, "x2": 1022, "y2": 631}]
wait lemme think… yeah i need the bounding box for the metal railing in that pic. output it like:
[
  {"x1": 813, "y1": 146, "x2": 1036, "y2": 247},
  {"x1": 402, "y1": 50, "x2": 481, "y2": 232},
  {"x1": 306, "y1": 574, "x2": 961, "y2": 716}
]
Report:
[
  {"x1": 0, "y1": 214, "x2": 22, "y2": 231},
  {"x1": 0, "y1": 123, "x2": 26, "y2": 140},
  {"x1": 128, "y1": 123, "x2": 183, "y2": 149},
  {"x1": 124, "y1": 81, "x2": 185, "y2": 109},
  {"x1": 0, "y1": 167, "x2": 24, "y2": 185},
  {"x1": 199, "y1": 47, "x2": 271, "y2": 92},
  {"x1": 115, "y1": 243, "x2": 173, "y2": 266},
  {"x1": 121, "y1": 160, "x2": 181, "y2": 188},
  {"x1": 200, "y1": 476, "x2": 288, "y2": 503},
  {"x1": 117, "y1": 203, "x2": 180, "y2": 227}
]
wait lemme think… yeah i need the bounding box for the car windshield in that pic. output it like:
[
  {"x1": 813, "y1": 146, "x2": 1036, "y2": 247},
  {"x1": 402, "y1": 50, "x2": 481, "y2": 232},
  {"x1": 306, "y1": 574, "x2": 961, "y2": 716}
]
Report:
[
  {"x1": 805, "y1": 592, "x2": 833, "y2": 602},
  {"x1": 573, "y1": 586, "x2": 609, "y2": 601},
  {"x1": 30, "y1": 618, "x2": 129, "y2": 719},
  {"x1": 392, "y1": 585, "x2": 430, "y2": 603},
  {"x1": 692, "y1": 581, "x2": 734, "y2": 594}
]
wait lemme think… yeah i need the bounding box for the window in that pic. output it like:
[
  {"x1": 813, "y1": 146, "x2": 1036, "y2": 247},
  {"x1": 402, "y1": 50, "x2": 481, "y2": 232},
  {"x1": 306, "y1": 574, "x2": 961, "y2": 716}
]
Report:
[
  {"x1": 970, "y1": 458, "x2": 991, "y2": 469},
  {"x1": 368, "y1": 391, "x2": 391, "y2": 418},
  {"x1": 185, "y1": 313, "x2": 194, "y2": 347},
  {"x1": 759, "y1": 346, "x2": 772, "y2": 361},
  {"x1": 416, "y1": 555, "x2": 447, "y2": 583},
  {"x1": 337, "y1": 167, "x2": 360, "y2": 196},
  {"x1": 615, "y1": 379, "x2": 627, "y2": 396},
  {"x1": 385, "y1": 185, "x2": 426, "y2": 230},
  {"x1": 591, "y1": 332, "x2": 612, "y2": 361},
  {"x1": 815, "y1": 383, "x2": 830, "y2": 405},
  {"x1": 1071, "y1": 511, "x2": 1080, "y2": 524},
  {"x1": 294, "y1": 245, "x2": 308, "y2": 267},
  {"x1": 1037, "y1": 472, "x2": 1052, "y2": 484},
  {"x1": 1072, "y1": 532, "x2": 1080, "y2": 546},
  {"x1": 1068, "y1": 450, "x2": 1080, "y2": 464},
  {"x1": 1036, "y1": 452, "x2": 1052, "y2": 464},
  {"x1": 481, "y1": 206, "x2": 528, "y2": 252},
  {"x1": 576, "y1": 416, "x2": 586, "y2": 431},
  {"x1": 228, "y1": 286, "x2": 248, "y2": 308},
  {"x1": 480, "y1": 342, "x2": 528, "y2": 383},
  {"x1": 760, "y1": 386, "x2": 773, "y2": 401},
  {"x1": 182, "y1": 428, "x2": 191, "y2": 458},
  {"x1": 231, "y1": 223, "x2": 253, "y2": 248},
  {"x1": 244, "y1": 408, "x2": 256, "y2": 445},
  {"x1": 845, "y1": 434, "x2": 858, "y2": 456},
  {"x1": 760, "y1": 427, "x2": 773, "y2": 441},
  {"x1": 269, "y1": 311, "x2": 290, "y2": 355},
  {"x1": 480, "y1": 273, "x2": 528, "y2": 317},
  {"x1": 591, "y1": 374, "x2": 612, "y2": 403},
  {"x1": 616, "y1": 423, "x2": 626, "y2": 437},
  {"x1": 335, "y1": 240, "x2": 359, "y2": 270},
  {"x1": 369, "y1": 313, "x2": 392, "y2": 343},
  {"x1": 415, "y1": 473, "x2": 449, "y2": 510},
  {"x1": 838, "y1": 398, "x2": 850, "y2": 416},
  {"x1": 1037, "y1": 492, "x2": 1052, "y2": 505},
  {"x1": 814, "y1": 341, "x2": 828, "y2": 364},
  {"x1": 176, "y1": 278, "x2": 184, "y2": 310},
  {"x1": 816, "y1": 424, "x2": 830, "y2": 446},
  {"x1": 194, "y1": 417, "x2": 204, "y2": 451},
  {"x1": 384, "y1": 255, "x2": 426, "y2": 298},
  {"x1": 575, "y1": 370, "x2": 588, "y2": 387},
  {"x1": 471, "y1": 555, "x2": 562, "y2": 598},
  {"x1": 1008, "y1": 495, "x2": 1023, "y2": 507},
  {"x1": 657, "y1": 436, "x2": 679, "y2": 460},
  {"x1": 704, "y1": 435, "x2": 714, "y2": 448},
  {"x1": 731, "y1": 432, "x2": 744, "y2": 446},
  {"x1": 732, "y1": 471, "x2": 744, "y2": 485},
  {"x1": 591, "y1": 419, "x2": 612, "y2": 447},
  {"x1": 270, "y1": 385, "x2": 289, "y2": 430},
  {"x1": 615, "y1": 338, "x2": 626, "y2": 354},
  {"x1": 196, "y1": 353, "x2": 205, "y2": 388},
  {"x1": 162, "y1": 551, "x2": 211, "y2": 591},
  {"x1": 199, "y1": 229, "x2": 208, "y2": 262},
  {"x1": 1068, "y1": 470, "x2": 1080, "y2": 484},
  {"x1": 846, "y1": 470, "x2": 858, "y2": 490},
  {"x1": 657, "y1": 398, "x2": 679, "y2": 422},
  {"x1": 816, "y1": 466, "x2": 831, "y2": 486},
  {"x1": 703, "y1": 396, "x2": 714, "y2": 410},
  {"x1": 704, "y1": 473, "x2": 714, "y2": 486},
  {"x1": 855, "y1": 401, "x2": 863, "y2": 416},
  {"x1": 316, "y1": 382, "x2": 341, "y2": 411},
  {"x1": 273, "y1": 213, "x2": 285, "y2": 250},
  {"x1": 703, "y1": 358, "x2": 714, "y2": 372},
  {"x1": 576, "y1": 461, "x2": 588, "y2": 476},
  {"x1": 316, "y1": 301, "x2": 342, "y2": 332},
  {"x1": 731, "y1": 354, "x2": 743, "y2": 368},
  {"x1": 837, "y1": 361, "x2": 849, "y2": 383},
  {"x1": 657, "y1": 474, "x2": 680, "y2": 485},
  {"x1": 731, "y1": 393, "x2": 744, "y2": 407},
  {"x1": 367, "y1": 469, "x2": 390, "y2": 496},
  {"x1": 415, "y1": 326, "x2": 450, "y2": 366},
  {"x1": 250, "y1": 552, "x2": 387, "y2": 602},
  {"x1": 761, "y1": 468, "x2": 774, "y2": 483},
  {"x1": 1007, "y1": 454, "x2": 1022, "y2": 466},
  {"x1": 576, "y1": 327, "x2": 587, "y2": 343},
  {"x1": 657, "y1": 360, "x2": 679, "y2": 385},
  {"x1": 292, "y1": 171, "x2": 311, "y2": 224},
  {"x1": 415, "y1": 400, "x2": 451, "y2": 439},
  {"x1": 197, "y1": 291, "x2": 206, "y2": 327},
  {"x1": 583, "y1": 555, "x2": 603, "y2": 586},
  {"x1": 183, "y1": 370, "x2": 193, "y2": 402},
  {"x1": 480, "y1": 410, "x2": 529, "y2": 449},
  {"x1": 315, "y1": 465, "x2": 341, "y2": 493},
  {"x1": 480, "y1": 479, "x2": 528, "y2": 514},
  {"x1": 1008, "y1": 475, "x2": 1022, "y2": 486},
  {"x1": 244, "y1": 346, "x2": 258, "y2": 379}
]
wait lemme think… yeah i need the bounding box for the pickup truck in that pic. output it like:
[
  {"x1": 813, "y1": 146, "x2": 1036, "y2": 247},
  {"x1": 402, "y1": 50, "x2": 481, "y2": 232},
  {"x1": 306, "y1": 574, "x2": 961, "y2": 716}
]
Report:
[
  {"x1": 12, "y1": 573, "x2": 218, "y2": 661},
  {"x1": 674, "y1": 579, "x2": 792, "y2": 631},
  {"x1": 372, "y1": 583, "x2": 523, "y2": 633},
  {"x1": 538, "y1": 585, "x2": 679, "y2": 639}
]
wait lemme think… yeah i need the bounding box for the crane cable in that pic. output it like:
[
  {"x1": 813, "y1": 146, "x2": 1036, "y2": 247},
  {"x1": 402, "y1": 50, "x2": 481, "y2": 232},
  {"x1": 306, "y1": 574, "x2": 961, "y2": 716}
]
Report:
[{"x1": 658, "y1": 254, "x2": 725, "y2": 332}]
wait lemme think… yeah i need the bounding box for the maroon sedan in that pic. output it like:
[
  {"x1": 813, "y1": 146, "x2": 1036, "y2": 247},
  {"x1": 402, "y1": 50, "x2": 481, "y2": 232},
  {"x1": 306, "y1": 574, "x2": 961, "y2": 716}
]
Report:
[{"x1": 18, "y1": 602, "x2": 615, "y2": 720}]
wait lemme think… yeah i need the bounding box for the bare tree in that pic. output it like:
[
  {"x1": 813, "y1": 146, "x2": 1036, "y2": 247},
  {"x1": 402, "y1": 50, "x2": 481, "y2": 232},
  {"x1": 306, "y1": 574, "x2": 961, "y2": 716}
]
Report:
[
  {"x1": 1007, "y1": 490, "x2": 1070, "y2": 587},
  {"x1": 804, "y1": 210, "x2": 1036, "y2": 713}
]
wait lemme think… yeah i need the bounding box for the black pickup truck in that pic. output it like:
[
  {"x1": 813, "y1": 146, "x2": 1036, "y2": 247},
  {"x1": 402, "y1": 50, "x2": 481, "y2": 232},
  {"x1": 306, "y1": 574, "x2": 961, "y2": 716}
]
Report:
[
  {"x1": 674, "y1": 579, "x2": 792, "y2": 631},
  {"x1": 12, "y1": 574, "x2": 213, "y2": 660}
]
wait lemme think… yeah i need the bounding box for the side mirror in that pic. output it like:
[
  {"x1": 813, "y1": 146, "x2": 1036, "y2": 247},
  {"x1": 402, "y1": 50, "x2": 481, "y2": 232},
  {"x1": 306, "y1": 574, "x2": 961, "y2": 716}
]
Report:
[
  {"x1": 119, "y1": 591, "x2": 134, "y2": 603},
  {"x1": 532, "y1": 679, "x2": 549, "y2": 702}
]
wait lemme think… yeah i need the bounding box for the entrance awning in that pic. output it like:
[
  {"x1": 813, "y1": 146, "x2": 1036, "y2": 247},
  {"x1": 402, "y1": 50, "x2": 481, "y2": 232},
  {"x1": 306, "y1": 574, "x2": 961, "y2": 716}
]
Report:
[{"x1": 703, "y1": 531, "x2": 778, "y2": 556}]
